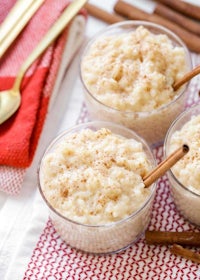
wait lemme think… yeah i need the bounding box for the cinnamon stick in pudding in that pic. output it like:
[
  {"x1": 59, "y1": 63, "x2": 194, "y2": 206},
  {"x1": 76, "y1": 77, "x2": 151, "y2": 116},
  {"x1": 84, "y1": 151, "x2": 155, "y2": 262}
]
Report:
[
  {"x1": 143, "y1": 144, "x2": 189, "y2": 188},
  {"x1": 145, "y1": 231, "x2": 200, "y2": 247},
  {"x1": 170, "y1": 244, "x2": 200, "y2": 264},
  {"x1": 114, "y1": 0, "x2": 200, "y2": 53},
  {"x1": 173, "y1": 64, "x2": 200, "y2": 91}
]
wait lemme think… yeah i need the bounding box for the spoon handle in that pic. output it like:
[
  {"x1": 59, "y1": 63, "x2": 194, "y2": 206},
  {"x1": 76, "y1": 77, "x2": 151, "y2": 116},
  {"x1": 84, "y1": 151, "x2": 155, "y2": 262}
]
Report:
[
  {"x1": 0, "y1": 0, "x2": 45, "y2": 58},
  {"x1": 13, "y1": 0, "x2": 87, "y2": 90},
  {"x1": 173, "y1": 64, "x2": 200, "y2": 91}
]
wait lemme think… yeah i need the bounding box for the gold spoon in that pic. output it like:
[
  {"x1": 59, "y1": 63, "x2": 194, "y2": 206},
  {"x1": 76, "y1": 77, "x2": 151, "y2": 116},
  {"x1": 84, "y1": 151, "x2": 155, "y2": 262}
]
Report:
[
  {"x1": 173, "y1": 64, "x2": 200, "y2": 91},
  {"x1": 0, "y1": 0, "x2": 87, "y2": 125}
]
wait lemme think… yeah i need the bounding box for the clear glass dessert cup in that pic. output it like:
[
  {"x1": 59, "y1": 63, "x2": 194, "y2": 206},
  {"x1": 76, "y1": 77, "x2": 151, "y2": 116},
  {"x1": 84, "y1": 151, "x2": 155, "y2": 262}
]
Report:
[
  {"x1": 38, "y1": 121, "x2": 157, "y2": 254},
  {"x1": 80, "y1": 20, "x2": 192, "y2": 148},
  {"x1": 164, "y1": 104, "x2": 200, "y2": 226}
]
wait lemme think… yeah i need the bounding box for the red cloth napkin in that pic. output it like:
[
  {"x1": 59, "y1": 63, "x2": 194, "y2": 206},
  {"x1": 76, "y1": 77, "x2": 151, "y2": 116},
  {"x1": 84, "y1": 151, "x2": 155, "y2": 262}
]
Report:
[{"x1": 0, "y1": 0, "x2": 86, "y2": 168}]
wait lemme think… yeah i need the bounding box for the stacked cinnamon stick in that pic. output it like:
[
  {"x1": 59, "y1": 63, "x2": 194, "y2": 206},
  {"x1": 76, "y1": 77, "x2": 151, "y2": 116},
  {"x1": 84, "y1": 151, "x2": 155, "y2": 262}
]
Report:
[
  {"x1": 145, "y1": 230, "x2": 200, "y2": 264},
  {"x1": 85, "y1": 1, "x2": 200, "y2": 52}
]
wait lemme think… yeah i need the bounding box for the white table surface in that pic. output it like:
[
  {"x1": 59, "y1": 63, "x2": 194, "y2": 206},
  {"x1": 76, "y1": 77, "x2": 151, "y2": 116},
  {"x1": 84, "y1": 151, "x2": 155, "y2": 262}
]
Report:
[{"x1": 0, "y1": 0, "x2": 200, "y2": 279}]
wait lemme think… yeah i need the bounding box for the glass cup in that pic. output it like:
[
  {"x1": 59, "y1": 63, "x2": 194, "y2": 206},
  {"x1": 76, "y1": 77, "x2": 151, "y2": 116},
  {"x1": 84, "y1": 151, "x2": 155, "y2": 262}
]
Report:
[
  {"x1": 164, "y1": 104, "x2": 200, "y2": 226},
  {"x1": 80, "y1": 21, "x2": 192, "y2": 147},
  {"x1": 38, "y1": 121, "x2": 157, "y2": 254}
]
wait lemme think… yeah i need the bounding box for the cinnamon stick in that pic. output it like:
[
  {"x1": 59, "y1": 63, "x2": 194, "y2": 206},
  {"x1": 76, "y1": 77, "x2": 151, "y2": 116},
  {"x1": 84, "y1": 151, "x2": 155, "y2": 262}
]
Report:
[
  {"x1": 85, "y1": 3, "x2": 124, "y2": 24},
  {"x1": 86, "y1": 2, "x2": 200, "y2": 37},
  {"x1": 154, "y1": 2, "x2": 200, "y2": 36},
  {"x1": 173, "y1": 64, "x2": 200, "y2": 91},
  {"x1": 155, "y1": 0, "x2": 200, "y2": 21},
  {"x1": 170, "y1": 244, "x2": 200, "y2": 264},
  {"x1": 145, "y1": 231, "x2": 200, "y2": 247},
  {"x1": 114, "y1": 0, "x2": 200, "y2": 53},
  {"x1": 143, "y1": 144, "x2": 189, "y2": 188}
]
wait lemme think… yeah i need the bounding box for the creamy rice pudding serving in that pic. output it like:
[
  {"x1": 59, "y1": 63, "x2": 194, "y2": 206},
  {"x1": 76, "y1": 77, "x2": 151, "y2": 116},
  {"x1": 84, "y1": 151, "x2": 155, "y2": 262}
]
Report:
[
  {"x1": 80, "y1": 21, "x2": 192, "y2": 146},
  {"x1": 39, "y1": 121, "x2": 157, "y2": 253},
  {"x1": 164, "y1": 104, "x2": 200, "y2": 226}
]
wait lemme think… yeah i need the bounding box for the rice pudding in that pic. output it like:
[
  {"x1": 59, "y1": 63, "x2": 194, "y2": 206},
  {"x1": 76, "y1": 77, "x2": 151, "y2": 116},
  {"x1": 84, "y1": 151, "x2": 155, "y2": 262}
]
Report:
[
  {"x1": 165, "y1": 105, "x2": 200, "y2": 226},
  {"x1": 39, "y1": 121, "x2": 157, "y2": 253},
  {"x1": 169, "y1": 115, "x2": 200, "y2": 195},
  {"x1": 80, "y1": 21, "x2": 192, "y2": 146},
  {"x1": 41, "y1": 128, "x2": 152, "y2": 224}
]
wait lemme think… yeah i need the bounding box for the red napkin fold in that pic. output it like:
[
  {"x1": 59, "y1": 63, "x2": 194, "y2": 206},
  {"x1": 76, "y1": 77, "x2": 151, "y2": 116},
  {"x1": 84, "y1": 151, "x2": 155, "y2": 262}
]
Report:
[{"x1": 0, "y1": 0, "x2": 86, "y2": 168}]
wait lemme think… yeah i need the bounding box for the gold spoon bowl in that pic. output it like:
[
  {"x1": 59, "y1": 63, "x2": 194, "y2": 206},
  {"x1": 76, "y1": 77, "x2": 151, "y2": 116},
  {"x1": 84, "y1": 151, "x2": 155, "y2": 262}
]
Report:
[{"x1": 0, "y1": 89, "x2": 21, "y2": 124}]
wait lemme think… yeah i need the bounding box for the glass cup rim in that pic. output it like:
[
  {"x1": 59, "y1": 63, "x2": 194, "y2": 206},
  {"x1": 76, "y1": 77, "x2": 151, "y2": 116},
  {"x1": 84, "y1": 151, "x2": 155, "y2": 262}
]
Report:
[
  {"x1": 80, "y1": 20, "x2": 192, "y2": 116},
  {"x1": 38, "y1": 120, "x2": 157, "y2": 229},
  {"x1": 164, "y1": 103, "x2": 200, "y2": 198}
]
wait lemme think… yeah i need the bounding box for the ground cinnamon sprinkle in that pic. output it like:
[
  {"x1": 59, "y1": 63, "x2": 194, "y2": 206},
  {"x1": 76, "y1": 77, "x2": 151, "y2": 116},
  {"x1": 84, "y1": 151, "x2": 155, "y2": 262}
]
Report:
[
  {"x1": 169, "y1": 114, "x2": 200, "y2": 195},
  {"x1": 41, "y1": 128, "x2": 153, "y2": 225}
]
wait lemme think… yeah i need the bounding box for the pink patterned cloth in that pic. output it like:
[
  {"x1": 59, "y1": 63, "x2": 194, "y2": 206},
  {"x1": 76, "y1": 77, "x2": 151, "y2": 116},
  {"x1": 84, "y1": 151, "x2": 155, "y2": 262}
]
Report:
[{"x1": 23, "y1": 103, "x2": 200, "y2": 279}]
